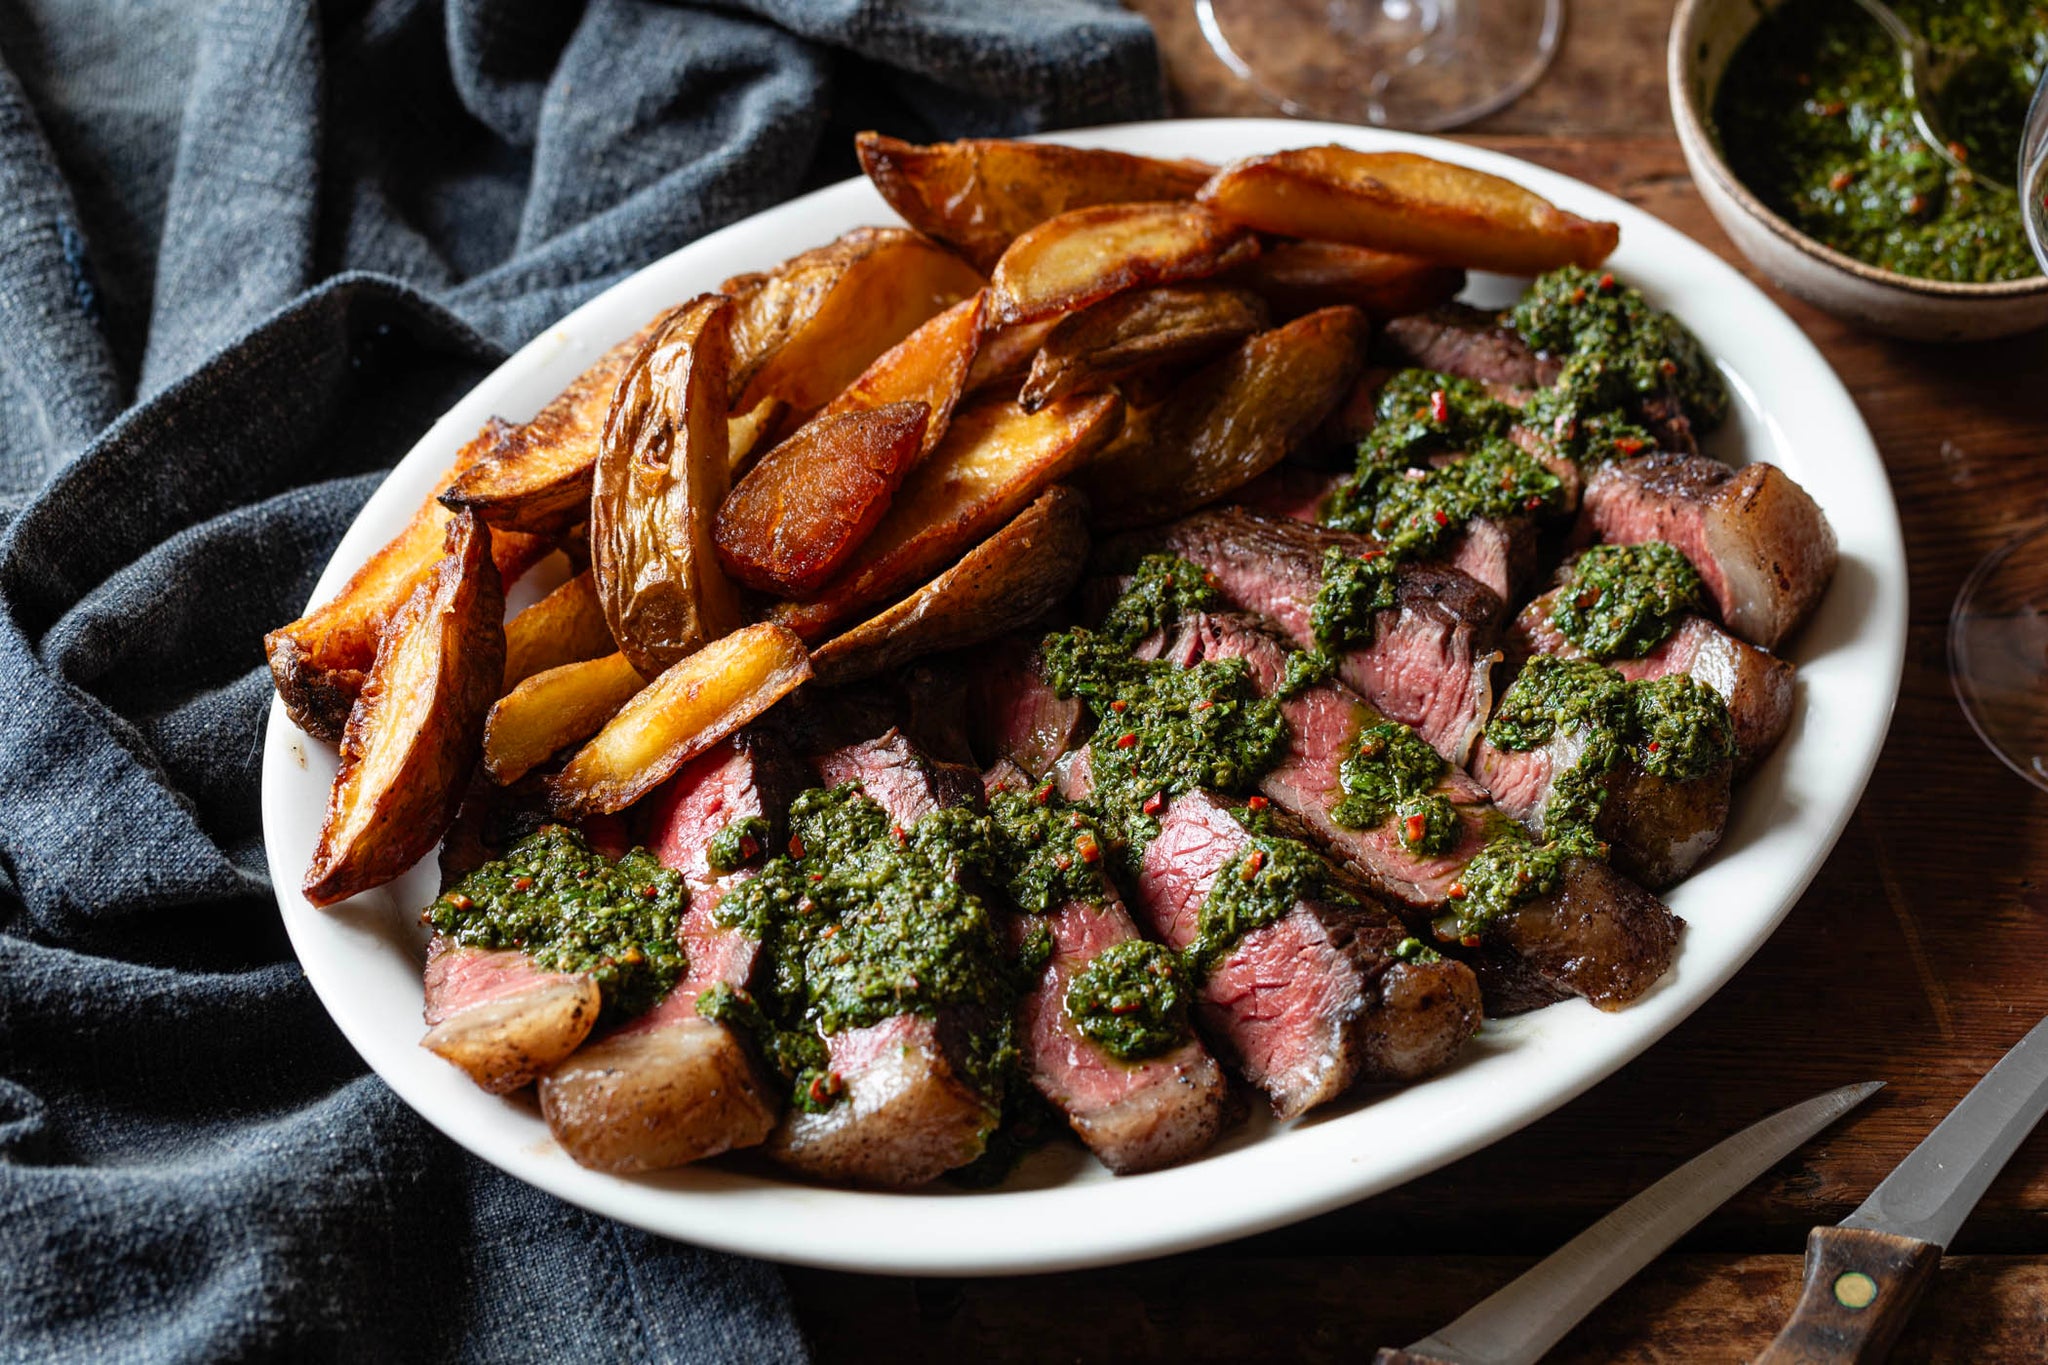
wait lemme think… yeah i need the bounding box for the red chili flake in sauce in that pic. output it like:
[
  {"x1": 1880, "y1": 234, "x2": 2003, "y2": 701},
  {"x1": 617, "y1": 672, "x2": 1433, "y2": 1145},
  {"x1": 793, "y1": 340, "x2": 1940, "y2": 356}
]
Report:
[
  {"x1": 446, "y1": 893, "x2": 473, "y2": 911},
  {"x1": 891, "y1": 824, "x2": 907, "y2": 844},
  {"x1": 1194, "y1": 699, "x2": 1215, "y2": 712},
  {"x1": 1615, "y1": 435, "x2": 1648, "y2": 455},
  {"x1": 1428, "y1": 389, "x2": 1449, "y2": 423},
  {"x1": 787, "y1": 834, "x2": 806, "y2": 859},
  {"x1": 1116, "y1": 732, "x2": 1138, "y2": 749},
  {"x1": 1109, "y1": 699, "x2": 1128, "y2": 713},
  {"x1": 1431, "y1": 508, "x2": 1450, "y2": 527},
  {"x1": 1598, "y1": 272, "x2": 1615, "y2": 290},
  {"x1": 738, "y1": 836, "x2": 759, "y2": 862},
  {"x1": 1404, "y1": 813, "x2": 1429, "y2": 845},
  {"x1": 1946, "y1": 140, "x2": 1969, "y2": 164},
  {"x1": 1576, "y1": 587, "x2": 1602, "y2": 609},
  {"x1": 511, "y1": 876, "x2": 534, "y2": 892},
  {"x1": 1054, "y1": 854, "x2": 1073, "y2": 871},
  {"x1": 807, "y1": 1072, "x2": 844, "y2": 1106},
  {"x1": 1828, "y1": 168, "x2": 1855, "y2": 192},
  {"x1": 1360, "y1": 547, "x2": 1384, "y2": 561},
  {"x1": 1035, "y1": 781, "x2": 1055, "y2": 806},
  {"x1": 641, "y1": 885, "x2": 659, "y2": 900},
  {"x1": 1246, "y1": 795, "x2": 1269, "y2": 812},
  {"x1": 1142, "y1": 792, "x2": 1165, "y2": 816},
  {"x1": 1906, "y1": 193, "x2": 1928, "y2": 216},
  {"x1": 1108, "y1": 999, "x2": 1142, "y2": 1015},
  {"x1": 1446, "y1": 881, "x2": 1468, "y2": 900},
  {"x1": 1240, "y1": 848, "x2": 1267, "y2": 880},
  {"x1": 1646, "y1": 740, "x2": 1661, "y2": 752},
  {"x1": 1526, "y1": 496, "x2": 1545, "y2": 510},
  {"x1": 1461, "y1": 934, "x2": 1483, "y2": 949},
  {"x1": 807, "y1": 872, "x2": 824, "y2": 884},
  {"x1": 1076, "y1": 835, "x2": 1102, "y2": 865},
  {"x1": 1658, "y1": 358, "x2": 1678, "y2": 376}
]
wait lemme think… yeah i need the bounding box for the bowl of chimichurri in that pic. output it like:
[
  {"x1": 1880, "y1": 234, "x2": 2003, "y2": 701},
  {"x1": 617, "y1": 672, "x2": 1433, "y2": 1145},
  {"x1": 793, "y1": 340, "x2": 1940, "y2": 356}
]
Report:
[{"x1": 1670, "y1": 0, "x2": 2048, "y2": 341}]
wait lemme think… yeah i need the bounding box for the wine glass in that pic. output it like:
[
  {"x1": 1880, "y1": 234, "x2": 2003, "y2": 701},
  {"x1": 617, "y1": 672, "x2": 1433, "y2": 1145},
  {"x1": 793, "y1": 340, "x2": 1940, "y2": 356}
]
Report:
[
  {"x1": 1193, "y1": 0, "x2": 1564, "y2": 132},
  {"x1": 1947, "y1": 70, "x2": 2048, "y2": 790}
]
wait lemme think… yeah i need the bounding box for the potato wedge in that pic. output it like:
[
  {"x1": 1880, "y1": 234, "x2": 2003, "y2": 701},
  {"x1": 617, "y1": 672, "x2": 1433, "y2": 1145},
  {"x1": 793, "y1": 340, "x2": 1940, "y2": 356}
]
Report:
[
  {"x1": 1231, "y1": 240, "x2": 1466, "y2": 320},
  {"x1": 548, "y1": 623, "x2": 812, "y2": 818},
  {"x1": 303, "y1": 511, "x2": 505, "y2": 907},
  {"x1": 1076, "y1": 306, "x2": 1368, "y2": 531},
  {"x1": 502, "y1": 570, "x2": 612, "y2": 690},
  {"x1": 857, "y1": 132, "x2": 1213, "y2": 273},
  {"x1": 989, "y1": 202, "x2": 1259, "y2": 327},
  {"x1": 439, "y1": 322, "x2": 659, "y2": 537},
  {"x1": 713, "y1": 401, "x2": 929, "y2": 597},
  {"x1": 772, "y1": 390, "x2": 1122, "y2": 642},
  {"x1": 726, "y1": 395, "x2": 784, "y2": 477},
  {"x1": 422, "y1": 942, "x2": 601, "y2": 1095},
  {"x1": 483, "y1": 651, "x2": 646, "y2": 785},
  {"x1": 1019, "y1": 285, "x2": 1269, "y2": 412},
  {"x1": 267, "y1": 442, "x2": 550, "y2": 742},
  {"x1": 591, "y1": 294, "x2": 744, "y2": 677},
  {"x1": 964, "y1": 314, "x2": 1060, "y2": 397},
  {"x1": 724, "y1": 227, "x2": 984, "y2": 419},
  {"x1": 1197, "y1": 147, "x2": 1620, "y2": 276},
  {"x1": 811, "y1": 485, "x2": 1090, "y2": 685},
  {"x1": 821, "y1": 292, "x2": 983, "y2": 457}
]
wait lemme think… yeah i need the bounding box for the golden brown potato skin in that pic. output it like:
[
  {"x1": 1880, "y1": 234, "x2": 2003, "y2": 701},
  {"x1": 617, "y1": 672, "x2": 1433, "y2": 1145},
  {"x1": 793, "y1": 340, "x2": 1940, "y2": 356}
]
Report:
[
  {"x1": 303, "y1": 511, "x2": 505, "y2": 907},
  {"x1": 988, "y1": 201, "x2": 1259, "y2": 327},
  {"x1": 723, "y1": 226, "x2": 985, "y2": 418},
  {"x1": 439, "y1": 322, "x2": 659, "y2": 537},
  {"x1": 266, "y1": 440, "x2": 550, "y2": 742},
  {"x1": 856, "y1": 132, "x2": 1213, "y2": 273},
  {"x1": 539, "y1": 1013, "x2": 778, "y2": 1173},
  {"x1": 819, "y1": 292, "x2": 983, "y2": 457},
  {"x1": 714, "y1": 401, "x2": 929, "y2": 596},
  {"x1": 1019, "y1": 285, "x2": 1268, "y2": 413},
  {"x1": 501, "y1": 570, "x2": 612, "y2": 690},
  {"x1": 1229, "y1": 240, "x2": 1466, "y2": 321},
  {"x1": 590, "y1": 294, "x2": 744, "y2": 678},
  {"x1": 771, "y1": 390, "x2": 1122, "y2": 642},
  {"x1": 421, "y1": 941, "x2": 602, "y2": 1094},
  {"x1": 1198, "y1": 146, "x2": 1619, "y2": 277},
  {"x1": 1076, "y1": 305, "x2": 1369, "y2": 531},
  {"x1": 482, "y1": 650, "x2": 646, "y2": 785},
  {"x1": 548, "y1": 623, "x2": 812, "y2": 818},
  {"x1": 810, "y1": 484, "x2": 1091, "y2": 685}
]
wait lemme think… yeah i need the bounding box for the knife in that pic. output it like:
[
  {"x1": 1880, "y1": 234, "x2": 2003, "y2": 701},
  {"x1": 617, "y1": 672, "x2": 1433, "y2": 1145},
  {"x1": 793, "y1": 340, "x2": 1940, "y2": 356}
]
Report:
[
  {"x1": 1372, "y1": 1081, "x2": 1883, "y2": 1365},
  {"x1": 1754, "y1": 1012, "x2": 2048, "y2": 1364}
]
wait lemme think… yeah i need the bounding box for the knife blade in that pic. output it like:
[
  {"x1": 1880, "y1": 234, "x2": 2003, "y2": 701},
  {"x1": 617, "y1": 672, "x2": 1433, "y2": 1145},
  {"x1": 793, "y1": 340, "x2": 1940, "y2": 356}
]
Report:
[
  {"x1": 1373, "y1": 1081, "x2": 1883, "y2": 1365},
  {"x1": 1755, "y1": 1012, "x2": 2048, "y2": 1364}
]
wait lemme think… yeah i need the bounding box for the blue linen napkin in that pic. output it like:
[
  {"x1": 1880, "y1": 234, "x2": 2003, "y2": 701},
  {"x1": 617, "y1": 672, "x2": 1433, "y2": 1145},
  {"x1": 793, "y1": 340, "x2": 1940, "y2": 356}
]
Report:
[{"x1": 0, "y1": 2, "x2": 1167, "y2": 1359}]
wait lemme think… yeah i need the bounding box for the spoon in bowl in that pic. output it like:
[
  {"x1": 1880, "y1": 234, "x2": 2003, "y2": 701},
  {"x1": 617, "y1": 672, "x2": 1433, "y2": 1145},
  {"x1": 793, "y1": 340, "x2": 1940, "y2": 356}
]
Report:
[{"x1": 1848, "y1": 0, "x2": 2014, "y2": 194}]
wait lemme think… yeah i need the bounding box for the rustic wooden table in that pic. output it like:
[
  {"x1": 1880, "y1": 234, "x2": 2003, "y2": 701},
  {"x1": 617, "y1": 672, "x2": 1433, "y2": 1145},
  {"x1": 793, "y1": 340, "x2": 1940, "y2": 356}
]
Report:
[{"x1": 789, "y1": 3, "x2": 2048, "y2": 1358}]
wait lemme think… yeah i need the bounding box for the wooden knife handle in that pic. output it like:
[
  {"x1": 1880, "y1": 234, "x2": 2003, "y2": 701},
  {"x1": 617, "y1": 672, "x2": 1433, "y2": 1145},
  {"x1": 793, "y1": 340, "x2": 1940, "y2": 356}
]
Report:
[{"x1": 1753, "y1": 1226, "x2": 1942, "y2": 1364}]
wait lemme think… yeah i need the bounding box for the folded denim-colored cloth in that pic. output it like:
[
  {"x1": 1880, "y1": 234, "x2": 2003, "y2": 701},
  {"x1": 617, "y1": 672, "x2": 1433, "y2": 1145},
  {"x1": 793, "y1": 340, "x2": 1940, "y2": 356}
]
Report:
[{"x1": 0, "y1": 2, "x2": 1165, "y2": 1358}]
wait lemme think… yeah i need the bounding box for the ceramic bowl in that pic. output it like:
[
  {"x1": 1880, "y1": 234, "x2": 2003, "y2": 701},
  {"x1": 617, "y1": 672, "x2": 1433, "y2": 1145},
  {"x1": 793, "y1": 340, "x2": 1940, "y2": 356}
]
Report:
[{"x1": 1668, "y1": 0, "x2": 2048, "y2": 343}]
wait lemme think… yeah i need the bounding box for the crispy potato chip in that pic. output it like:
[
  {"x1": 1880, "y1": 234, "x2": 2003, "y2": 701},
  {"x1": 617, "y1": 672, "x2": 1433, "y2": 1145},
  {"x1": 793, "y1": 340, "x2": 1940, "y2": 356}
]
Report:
[
  {"x1": 810, "y1": 485, "x2": 1090, "y2": 685},
  {"x1": 548, "y1": 624, "x2": 812, "y2": 818},
  {"x1": 304, "y1": 512, "x2": 505, "y2": 906},
  {"x1": 267, "y1": 442, "x2": 551, "y2": 742},
  {"x1": 772, "y1": 390, "x2": 1122, "y2": 642},
  {"x1": 502, "y1": 570, "x2": 612, "y2": 690},
  {"x1": 989, "y1": 202, "x2": 1259, "y2": 327},
  {"x1": 714, "y1": 401, "x2": 929, "y2": 597},
  {"x1": 856, "y1": 132, "x2": 1213, "y2": 273},
  {"x1": 591, "y1": 295, "x2": 744, "y2": 678},
  {"x1": 820, "y1": 292, "x2": 984, "y2": 457},
  {"x1": 1197, "y1": 146, "x2": 1620, "y2": 276},
  {"x1": 439, "y1": 322, "x2": 659, "y2": 537},
  {"x1": 1231, "y1": 240, "x2": 1466, "y2": 320},
  {"x1": 482, "y1": 650, "x2": 646, "y2": 785},
  {"x1": 1019, "y1": 285, "x2": 1268, "y2": 412},
  {"x1": 1076, "y1": 306, "x2": 1368, "y2": 531},
  {"x1": 725, "y1": 227, "x2": 984, "y2": 419}
]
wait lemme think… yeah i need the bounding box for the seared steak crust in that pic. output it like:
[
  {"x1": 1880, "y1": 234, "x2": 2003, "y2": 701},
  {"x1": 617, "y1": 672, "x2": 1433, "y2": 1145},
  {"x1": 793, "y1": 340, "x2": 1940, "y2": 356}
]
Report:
[{"x1": 1578, "y1": 454, "x2": 1837, "y2": 652}]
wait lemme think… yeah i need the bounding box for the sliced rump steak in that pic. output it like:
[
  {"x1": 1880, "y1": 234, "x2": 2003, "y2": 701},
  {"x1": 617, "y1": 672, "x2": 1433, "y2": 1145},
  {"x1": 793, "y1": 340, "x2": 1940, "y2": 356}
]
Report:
[
  {"x1": 1132, "y1": 506, "x2": 1504, "y2": 764},
  {"x1": 1125, "y1": 789, "x2": 1481, "y2": 1117},
  {"x1": 1377, "y1": 305, "x2": 1560, "y2": 396},
  {"x1": 421, "y1": 939, "x2": 601, "y2": 1094},
  {"x1": 1578, "y1": 454, "x2": 1837, "y2": 652},
  {"x1": 764, "y1": 731, "x2": 1000, "y2": 1187},
  {"x1": 966, "y1": 634, "x2": 1085, "y2": 779},
  {"x1": 537, "y1": 732, "x2": 803, "y2": 1173},
  {"x1": 1156, "y1": 612, "x2": 1682, "y2": 1012},
  {"x1": 1509, "y1": 587, "x2": 1796, "y2": 768}
]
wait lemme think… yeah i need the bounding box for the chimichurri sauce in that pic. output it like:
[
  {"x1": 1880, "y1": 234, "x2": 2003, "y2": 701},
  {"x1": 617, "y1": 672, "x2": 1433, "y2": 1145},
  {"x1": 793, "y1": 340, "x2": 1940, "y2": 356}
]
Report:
[
  {"x1": 1064, "y1": 939, "x2": 1192, "y2": 1061},
  {"x1": 1549, "y1": 542, "x2": 1705, "y2": 660},
  {"x1": 1713, "y1": 0, "x2": 2044, "y2": 283},
  {"x1": 427, "y1": 825, "x2": 688, "y2": 1021}
]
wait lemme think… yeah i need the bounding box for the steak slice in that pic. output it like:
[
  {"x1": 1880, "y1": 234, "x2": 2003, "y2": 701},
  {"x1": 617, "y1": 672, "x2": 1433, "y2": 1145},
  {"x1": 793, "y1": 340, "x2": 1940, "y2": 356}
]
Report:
[
  {"x1": 1509, "y1": 588, "x2": 1795, "y2": 768},
  {"x1": 966, "y1": 633, "x2": 1085, "y2": 778},
  {"x1": 421, "y1": 939, "x2": 601, "y2": 1095},
  {"x1": 1235, "y1": 465, "x2": 1536, "y2": 604},
  {"x1": 537, "y1": 733, "x2": 802, "y2": 1173},
  {"x1": 1154, "y1": 612, "x2": 1682, "y2": 1011},
  {"x1": 1378, "y1": 305, "x2": 1561, "y2": 395},
  {"x1": 1125, "y1": 789, "x2": 1480, "y2": 1117},
  {"x1": 1469, "y1": 727, "x2": 1731, "y2": 892},
  {"x1": 982, "y1": 761, "x2": 1233, "y2": 1174},
  {"x1": 1131, "y1": 506, "x2": 1504, "y2": 764},
  {"x1": 1578, "y1": 454, "x2": 1837, "y2": 652},
  {"x1": 764, "y1": 731, "x2": 999, "y2": 1187}
]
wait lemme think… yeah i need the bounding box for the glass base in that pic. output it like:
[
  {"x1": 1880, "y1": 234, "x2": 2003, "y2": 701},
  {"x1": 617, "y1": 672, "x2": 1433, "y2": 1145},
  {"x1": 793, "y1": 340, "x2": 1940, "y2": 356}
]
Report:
[
  {"x1": 1950, "y1": 520, "x2": 2048, "y2": 792},
  {"x1": 1195, "y1": 0, "x2": 1565, "y2": 133}
]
